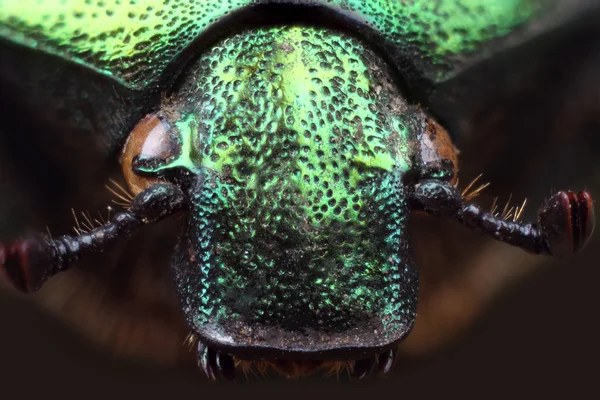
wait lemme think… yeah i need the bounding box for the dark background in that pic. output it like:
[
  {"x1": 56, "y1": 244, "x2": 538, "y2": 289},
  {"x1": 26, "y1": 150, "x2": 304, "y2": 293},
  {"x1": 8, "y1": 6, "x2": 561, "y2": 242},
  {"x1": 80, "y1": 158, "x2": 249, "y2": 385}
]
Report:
[
  {"x1": 1, "y1": 243, "x2": 599, "y2": 399},
  {"x1": 1, "y1": 4, "x2": 600, "y2": 399}
]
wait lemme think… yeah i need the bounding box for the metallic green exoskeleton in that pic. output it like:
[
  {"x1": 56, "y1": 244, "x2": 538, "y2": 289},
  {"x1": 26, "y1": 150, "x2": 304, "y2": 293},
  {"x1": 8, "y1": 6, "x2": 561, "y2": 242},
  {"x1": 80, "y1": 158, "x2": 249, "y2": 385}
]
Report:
[
  {"x1": 0, "y1": 0, "x2": 597, "y2": 380},
  {"x1": 0, "y1": 0, "x2": 550, "y2": 87},
  {"x1": 0, "y1": 0, "x2": 586, "y2": 149},
  {"x1": 144, "y1": 25, "x2": 422, "y2": 358}
]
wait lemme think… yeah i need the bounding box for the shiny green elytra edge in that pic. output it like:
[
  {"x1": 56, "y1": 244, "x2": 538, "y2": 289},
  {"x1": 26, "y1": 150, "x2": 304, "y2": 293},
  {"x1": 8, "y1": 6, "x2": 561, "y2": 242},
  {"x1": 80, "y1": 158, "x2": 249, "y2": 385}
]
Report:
[
  {"x1": 0, "y1": 0, "x2": 544, "y2": 89},
  {"x1": 134, "y1": 24, "x2": 437, "y2": 352}
]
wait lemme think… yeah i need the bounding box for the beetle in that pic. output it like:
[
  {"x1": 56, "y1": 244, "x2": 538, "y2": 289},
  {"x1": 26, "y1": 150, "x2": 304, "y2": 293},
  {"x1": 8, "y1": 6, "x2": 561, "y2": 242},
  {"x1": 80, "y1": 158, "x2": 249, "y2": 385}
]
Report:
[{"x1": 0, "y1": 0, "x2": 597, "y2": 381}]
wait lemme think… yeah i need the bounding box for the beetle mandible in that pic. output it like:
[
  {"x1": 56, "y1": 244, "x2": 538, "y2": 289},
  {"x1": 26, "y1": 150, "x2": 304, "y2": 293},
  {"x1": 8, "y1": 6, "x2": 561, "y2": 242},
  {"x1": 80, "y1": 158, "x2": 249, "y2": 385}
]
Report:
[{"x1": 0, "y1": 0, "x2": 596, "y2": 380}]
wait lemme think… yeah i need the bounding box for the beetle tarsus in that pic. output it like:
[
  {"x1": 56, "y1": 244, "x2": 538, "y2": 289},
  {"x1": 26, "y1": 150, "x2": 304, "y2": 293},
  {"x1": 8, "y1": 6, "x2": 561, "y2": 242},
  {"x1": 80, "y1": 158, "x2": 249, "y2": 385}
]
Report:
[
  {"x1": 0, "y1": 183, "x2": 186, "y2": 293},
  {"x1": 197, "y1": 341, "x2": 236, "y2": 381},
  {"x1": 410, "y1": 179, "x2": 595, "y2": 257}
]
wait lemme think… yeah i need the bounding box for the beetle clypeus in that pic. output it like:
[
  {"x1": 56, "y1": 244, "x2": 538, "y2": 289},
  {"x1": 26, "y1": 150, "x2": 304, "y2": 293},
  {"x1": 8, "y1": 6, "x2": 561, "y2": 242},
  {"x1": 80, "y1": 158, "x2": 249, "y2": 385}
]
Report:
[{"x1": 0, "y1": 0, "x2": 596, "y2": 381}]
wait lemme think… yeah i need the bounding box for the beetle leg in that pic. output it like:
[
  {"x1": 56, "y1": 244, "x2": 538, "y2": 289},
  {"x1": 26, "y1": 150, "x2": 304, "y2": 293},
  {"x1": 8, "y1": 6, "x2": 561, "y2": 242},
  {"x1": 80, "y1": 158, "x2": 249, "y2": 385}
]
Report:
[
  {"x1": 0, "y1": 183, "x2": 186, "y2": 293},
  {"x1": 409, "y1": 179, "x2": 595, "y2": 257}
]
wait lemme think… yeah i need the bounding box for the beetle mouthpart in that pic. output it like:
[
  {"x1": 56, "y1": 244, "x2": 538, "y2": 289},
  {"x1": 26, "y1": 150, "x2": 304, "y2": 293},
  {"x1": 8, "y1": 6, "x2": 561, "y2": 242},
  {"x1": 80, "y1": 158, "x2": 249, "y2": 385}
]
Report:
[
  {"x1": 233, "y1": 359, "x2": 352, "y2": 379},
  {"x1": 197, "y1": 342, "x2": 236, "y2": 382},
  {"x1": 351, "y1": 358, "x2": 376, "y2": 380},
  {"x1": 193, "y1": 349, "x2": 398, "y2": 380},
  {"x1": 377, "y1": 348, "x2": 397, "y2": 375},
  {"x1": 351, "y1": 348, "x2": 397, "y2": 380},
  {"x1": 538, "y1": 190, "x2": 595, "y2": 257}
]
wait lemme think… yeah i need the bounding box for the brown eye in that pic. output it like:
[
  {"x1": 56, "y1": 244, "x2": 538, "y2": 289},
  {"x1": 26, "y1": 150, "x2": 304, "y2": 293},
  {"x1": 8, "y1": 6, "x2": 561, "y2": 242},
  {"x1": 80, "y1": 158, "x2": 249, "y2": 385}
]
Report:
[
  {"x1": 120, "y1": 113, "x2": 173, "y2": 195},
  {"x1": 420, "y1": 117, "x2": 460, "y2": 185}
]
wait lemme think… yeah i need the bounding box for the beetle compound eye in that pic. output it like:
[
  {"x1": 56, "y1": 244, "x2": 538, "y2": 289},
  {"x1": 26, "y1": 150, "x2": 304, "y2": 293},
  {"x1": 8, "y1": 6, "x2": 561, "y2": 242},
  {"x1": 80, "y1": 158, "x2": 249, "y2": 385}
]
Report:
[
  {"x1": 120, "y1": 113, "x2": 181, "y2": 195},
  {"x1": 419, "y1": 118, "x2": 460, "y2": 185}
]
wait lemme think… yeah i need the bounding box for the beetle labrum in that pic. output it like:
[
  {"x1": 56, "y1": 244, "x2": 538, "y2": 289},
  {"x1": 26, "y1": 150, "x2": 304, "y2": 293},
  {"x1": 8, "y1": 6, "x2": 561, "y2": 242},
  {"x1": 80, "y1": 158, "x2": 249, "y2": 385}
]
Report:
[{"x1": 0, "y1": 1, "x2": 596, "y2": 380}]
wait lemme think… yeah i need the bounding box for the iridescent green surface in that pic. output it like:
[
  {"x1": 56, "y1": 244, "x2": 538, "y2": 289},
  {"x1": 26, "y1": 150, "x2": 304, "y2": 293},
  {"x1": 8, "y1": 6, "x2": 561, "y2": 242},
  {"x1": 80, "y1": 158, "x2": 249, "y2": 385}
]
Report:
[
  {"x1": 0, "y1": 0, "x2": 543, "y2": 89},
  {"x1": 149, "y1": 25, "x2": 423, "y2": 351}
]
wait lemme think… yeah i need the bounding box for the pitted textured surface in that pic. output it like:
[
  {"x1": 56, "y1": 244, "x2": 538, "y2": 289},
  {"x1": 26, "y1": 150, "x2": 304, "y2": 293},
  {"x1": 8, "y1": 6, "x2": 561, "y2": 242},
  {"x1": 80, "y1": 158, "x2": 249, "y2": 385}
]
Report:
[
  {"x1": 159, "y1": 25, "x2": 421, "y2": 352},
  {"x1": 1, "y1": 0, "x2": 543, "y2": 88}
]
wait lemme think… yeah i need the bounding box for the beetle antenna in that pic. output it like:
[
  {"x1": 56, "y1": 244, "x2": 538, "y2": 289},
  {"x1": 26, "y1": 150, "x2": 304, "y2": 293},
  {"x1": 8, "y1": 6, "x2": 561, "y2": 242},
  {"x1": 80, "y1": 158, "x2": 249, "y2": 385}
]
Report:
[
  {"x1": 464, "y1": 181, "x2": 490, "y2": 201},
  {"x1": 460, "y1": 173, "x2": 491, "y2": 201},
  {"x1": 1, "y1": 183, "x2": 186, "y2": 293},
  {"x1": 499, "y1": 194, "x2": 514, "y2": 220},
  {"x1": 490, "y1": 197, "x2": 499, "y2": 214},
  {"x1": 112, "y1": 179, "x2": 134, "y2": 200},
  {"x1": 460, "y1": 173, "x2": 481, "y2": 196},
  {"x1": 81, "y1": 211, "x2": 95, "y2": 232},
  {"x1": 94, "y1": 209, "x2": 107, "y2": 226},
  {"x1": 105, "y1": 179, "x2": 134, "y2": 208},
  {"x1": 513, "y1": 198, "x2": 528, "y2": 222},
  {"x1": 410, "y1": 180, "x2": 595, "y2": 257},
  {"x1": 71, "y1": 208, "x2": 86, "y2": 235}
]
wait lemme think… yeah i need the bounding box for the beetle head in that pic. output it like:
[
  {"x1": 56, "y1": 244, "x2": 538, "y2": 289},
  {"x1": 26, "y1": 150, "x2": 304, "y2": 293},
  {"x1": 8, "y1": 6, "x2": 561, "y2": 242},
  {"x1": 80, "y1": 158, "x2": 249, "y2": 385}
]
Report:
[{"x1": 117, "y1": 24, "x2": 461, "y2": 377}]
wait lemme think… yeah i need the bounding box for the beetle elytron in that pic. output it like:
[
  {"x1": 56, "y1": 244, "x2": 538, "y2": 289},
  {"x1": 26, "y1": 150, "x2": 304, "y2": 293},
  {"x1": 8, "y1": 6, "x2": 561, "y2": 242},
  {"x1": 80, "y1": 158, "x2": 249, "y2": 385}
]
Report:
[{"x1": 0, "y1": 0, "x2": 595, "y2": 380}]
